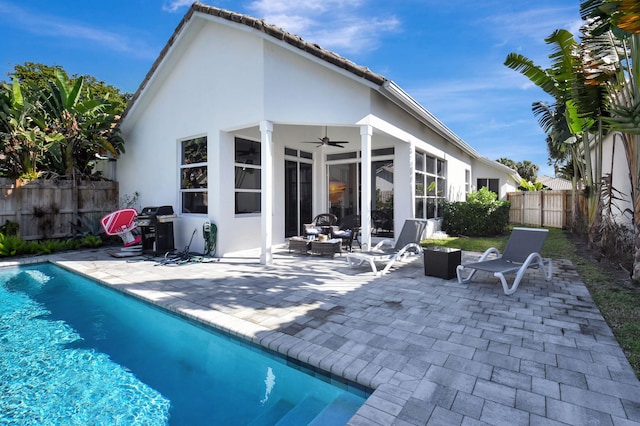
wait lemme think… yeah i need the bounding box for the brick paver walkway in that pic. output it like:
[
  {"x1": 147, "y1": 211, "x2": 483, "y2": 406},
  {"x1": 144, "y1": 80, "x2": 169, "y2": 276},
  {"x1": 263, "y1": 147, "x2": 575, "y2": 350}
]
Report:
[{"x1": 7, "y1": 247, "x2": 640, "y2": 425}]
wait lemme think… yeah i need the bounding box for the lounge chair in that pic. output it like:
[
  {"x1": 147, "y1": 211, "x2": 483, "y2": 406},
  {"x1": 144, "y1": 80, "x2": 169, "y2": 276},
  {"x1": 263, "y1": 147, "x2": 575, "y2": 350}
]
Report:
[
  {"x1": 456, "y1": 227, "x2": 553, "y2": 295},
  {"x1": 346, "y1": 219, "x2": 427, "y2": 275}
]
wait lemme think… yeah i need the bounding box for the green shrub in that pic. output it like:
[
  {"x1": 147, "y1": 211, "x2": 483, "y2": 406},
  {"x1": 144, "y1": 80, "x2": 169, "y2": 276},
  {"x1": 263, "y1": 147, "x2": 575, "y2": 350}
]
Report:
[
  {"x1": 35, "y1": 239, "x2": 68, "y2": 254},
  {"x1": 443, "y1": 187, "x2": 511, "y2": 236},
  {"x1": 0, "y1": 220, "x2": 19, "y2": 236},
  {"x1": 0, "y1": 234, "x2": 28, "y2": 256},
  {"x1": 80, "y1": 235, "x2": 103, "y2": 248}
]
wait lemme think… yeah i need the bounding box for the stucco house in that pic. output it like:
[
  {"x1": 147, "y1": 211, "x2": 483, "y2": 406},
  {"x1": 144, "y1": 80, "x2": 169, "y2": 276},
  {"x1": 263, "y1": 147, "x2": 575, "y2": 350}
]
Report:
[{"x1": 117, "y1": 3, "x2": 517, "y2": 262}]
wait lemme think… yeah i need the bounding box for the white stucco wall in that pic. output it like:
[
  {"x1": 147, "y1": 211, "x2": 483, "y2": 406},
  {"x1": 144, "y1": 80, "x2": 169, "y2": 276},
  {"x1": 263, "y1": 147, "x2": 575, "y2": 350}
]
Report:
[
  {"x1": 118, "y1": 12, "x2": 510, "y2": 256},
  {"x1": 471, "y1": 159, "x2": 518, "y2": 199},
  {"x1": 598, "y1": 132, "x2": 633, "y2": 226}
]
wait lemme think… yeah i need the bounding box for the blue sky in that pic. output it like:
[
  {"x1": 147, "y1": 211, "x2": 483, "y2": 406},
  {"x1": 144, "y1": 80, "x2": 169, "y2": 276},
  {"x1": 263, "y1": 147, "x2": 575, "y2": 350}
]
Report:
[{"x1": 0, "y1": 0, "x2": 583, "y2": 177}]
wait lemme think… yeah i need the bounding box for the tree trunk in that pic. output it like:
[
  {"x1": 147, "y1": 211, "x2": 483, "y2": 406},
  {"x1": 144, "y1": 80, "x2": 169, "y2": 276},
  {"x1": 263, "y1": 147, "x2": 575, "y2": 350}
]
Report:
[{"x1": 634, "y1": 218, "x2": 640, "y2": 283}]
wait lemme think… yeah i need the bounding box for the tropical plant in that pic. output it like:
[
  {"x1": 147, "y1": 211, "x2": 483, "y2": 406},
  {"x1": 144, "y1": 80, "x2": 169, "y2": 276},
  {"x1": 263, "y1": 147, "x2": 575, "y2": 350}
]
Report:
[
  {"x1": 0, "y1": 220, "x2": 19, "y2": 236},
  {"x1": 580, "y1": 0, "x2": 640, "y2": 282},
  {"x1": 0, "y1": 79, "x2": 63, "y2": 179},
  {"x1": 505, "y1": 29, "x2": 608, "y2": 237},
  {"x1": 1, "y1": 63, "x2": 127, "y2": 180},
  {"x1": 39, "y1": 69, "x2": 124, "y2": 178},
  {"x1": 516, "y1": 160, "x2": 539, "y2": 183},
  {"x1": 7, "y1": 62, "x2": 130, "y2": 113},
  {"x1": 496, "y1": 157, "x2": 517, "y2": 170},
  {"x1": 35, "y1": 239, "x2": 68, "y2": 254},
  {"x1": 71, "y1": 212, "x2": 105, "y2": 237},
  {"x1": 0, "y1": 234, "x2": 29, "y2": 257},
  {"x1": 518, "y1": 178, "x2": 545, "y2": 191},
  {"x1": 80, "y1": 235, "x2": 103, "y2": 248}
]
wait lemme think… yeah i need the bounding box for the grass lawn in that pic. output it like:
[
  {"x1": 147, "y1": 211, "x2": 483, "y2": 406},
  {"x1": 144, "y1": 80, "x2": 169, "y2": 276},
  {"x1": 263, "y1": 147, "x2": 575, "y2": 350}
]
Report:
[{"x1": 422, "y1": 227, "x2": 640, "y2": 379}]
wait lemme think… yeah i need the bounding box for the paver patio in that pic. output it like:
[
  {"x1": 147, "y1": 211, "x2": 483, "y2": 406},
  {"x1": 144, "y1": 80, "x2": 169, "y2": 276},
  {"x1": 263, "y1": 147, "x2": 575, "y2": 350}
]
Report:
[{"x1": 5, "y1": 247, "x2": 640, "y2": 425}]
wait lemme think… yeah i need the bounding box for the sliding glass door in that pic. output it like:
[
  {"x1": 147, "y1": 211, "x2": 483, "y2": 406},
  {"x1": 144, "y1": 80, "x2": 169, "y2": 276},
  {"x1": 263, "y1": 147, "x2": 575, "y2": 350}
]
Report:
[
  {"x1": 284, "y1": 150, "x2": 313, "y2": 237},
  {"x1": 328, "y1": 163, "x2": 358, "y2": 221},
  {"x1": 327, "y1": 151, "x2": 394, "y2": 236}
]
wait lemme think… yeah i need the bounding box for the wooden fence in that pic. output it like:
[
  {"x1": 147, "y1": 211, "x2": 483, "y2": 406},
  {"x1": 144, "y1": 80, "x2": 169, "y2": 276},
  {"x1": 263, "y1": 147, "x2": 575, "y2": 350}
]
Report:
[
  {"x1": 507, "y1": 190, "x2": 586, "y2": 229},
  {"x1": 0, "y1": 178, "x2": 118, "y2": 240}
]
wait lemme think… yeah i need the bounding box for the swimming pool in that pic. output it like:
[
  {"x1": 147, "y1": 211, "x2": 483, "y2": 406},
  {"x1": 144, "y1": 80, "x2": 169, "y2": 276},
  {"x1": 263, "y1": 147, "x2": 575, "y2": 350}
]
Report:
[{"x1": 0, "y1": 263, "x2": 369, "y2": 425}]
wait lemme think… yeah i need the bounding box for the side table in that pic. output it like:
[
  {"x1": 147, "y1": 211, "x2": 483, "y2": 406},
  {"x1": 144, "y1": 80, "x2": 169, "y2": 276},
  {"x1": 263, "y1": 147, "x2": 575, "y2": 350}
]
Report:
[
  {"x1": 310, "y1": 239, "x2": 342, "y2": 256},
  {"x1": 288, "y1": 237, "x2": 311, "y2": 254},
  {"x1": 423, "y1": 246, "x2": 461, "y2": 279}
]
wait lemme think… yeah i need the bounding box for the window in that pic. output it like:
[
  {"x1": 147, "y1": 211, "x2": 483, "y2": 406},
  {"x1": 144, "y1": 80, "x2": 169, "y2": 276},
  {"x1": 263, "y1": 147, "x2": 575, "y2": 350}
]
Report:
[
  {"x1": 235, "y1": 137, "x2": 261, "y2": 214},
  {"x1": 180, "y1": 136, "x2": 207, "y2": 214},
  {"x1": 415, "y1": 152, "x2": 446, "y2": 219},
  {"x1": 465, "y1": 170, "x2": 471, "y2": 195},
  {"x1": 477, "y1": 178, "x2": 499, "y2": 195}
]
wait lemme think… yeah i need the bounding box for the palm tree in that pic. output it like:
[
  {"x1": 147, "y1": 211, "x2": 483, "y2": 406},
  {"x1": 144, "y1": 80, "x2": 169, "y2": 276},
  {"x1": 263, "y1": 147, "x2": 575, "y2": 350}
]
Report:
[
  {"x1": 580, "y1": 0, "x2": 640, "y2": 282},
  {"x1": 505, "y1": 30, "x2": 600, "y2": 231}
]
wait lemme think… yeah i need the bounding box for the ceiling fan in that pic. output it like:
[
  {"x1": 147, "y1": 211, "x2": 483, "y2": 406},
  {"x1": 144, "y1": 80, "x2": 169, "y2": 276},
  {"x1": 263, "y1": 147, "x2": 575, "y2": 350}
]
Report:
[{"x1": 302, "y1": 127, "x2": 349, "y2": 148}]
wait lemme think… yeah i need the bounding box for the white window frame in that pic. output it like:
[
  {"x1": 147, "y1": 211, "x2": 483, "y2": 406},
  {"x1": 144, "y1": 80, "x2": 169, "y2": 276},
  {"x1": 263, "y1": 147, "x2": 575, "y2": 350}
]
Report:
[
  {"x1": 234, "y1": 137, "x2": 261, "y2": 215},
  {"x1": 179, "y1": 135, "x2": 208, "y2": 215},
  {"x1": 415, "y1": 151, "x2": 447, "y2": 219}
]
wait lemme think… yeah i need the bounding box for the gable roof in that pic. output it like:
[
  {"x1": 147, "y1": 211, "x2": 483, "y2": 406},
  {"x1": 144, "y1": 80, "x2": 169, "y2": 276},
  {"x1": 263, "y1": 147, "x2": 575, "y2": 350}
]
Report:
[
  {"x1": 121, "y1": 2, "x2": 487, "y2": 160},
  {"x1": 122, "y1": 2, "x2": 385, "y2": 121}
]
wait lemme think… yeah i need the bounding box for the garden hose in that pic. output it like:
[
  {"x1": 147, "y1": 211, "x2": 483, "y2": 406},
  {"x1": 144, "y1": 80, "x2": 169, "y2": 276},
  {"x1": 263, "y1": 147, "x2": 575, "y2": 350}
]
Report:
[{"x1": 203, "y1": 221, "x2": 217, "y2": 257}]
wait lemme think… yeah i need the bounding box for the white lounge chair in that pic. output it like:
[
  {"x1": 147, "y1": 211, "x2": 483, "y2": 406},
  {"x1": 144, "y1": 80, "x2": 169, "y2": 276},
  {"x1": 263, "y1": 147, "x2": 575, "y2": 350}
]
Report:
[
  {"x1": 346, "y1": 219, "x2": 428, "y2": 275},
  {"x1": 456, "y1": 227, "x2": 552, "y2": 295}
]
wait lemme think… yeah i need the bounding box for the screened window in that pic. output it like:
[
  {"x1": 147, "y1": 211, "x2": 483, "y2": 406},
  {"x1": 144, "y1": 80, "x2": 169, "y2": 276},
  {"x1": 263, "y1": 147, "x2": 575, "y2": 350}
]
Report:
[
  {"x1": 180, "y1": 136, "x2": 208, "y2": 214},
  {"x1": 477, "y1": 178, "x2": 499, "y2": 195},
  {"x1": 235, "y1": 137, "x2": 261, "y2": 214},
  {"x1": 415, "y1": 152, "x2": 446, "y2": 219}
]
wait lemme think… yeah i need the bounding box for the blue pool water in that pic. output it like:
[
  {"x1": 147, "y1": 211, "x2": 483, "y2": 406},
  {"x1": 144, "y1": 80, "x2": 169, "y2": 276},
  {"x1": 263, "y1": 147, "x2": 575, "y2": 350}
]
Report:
[{"x1": 0, "y1": 263, "x2": 369, "y2": 425}]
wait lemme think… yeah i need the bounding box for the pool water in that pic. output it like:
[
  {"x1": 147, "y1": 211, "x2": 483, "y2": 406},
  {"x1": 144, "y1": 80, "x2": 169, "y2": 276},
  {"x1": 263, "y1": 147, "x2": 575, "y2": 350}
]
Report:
[{"x1": 0, "y1": 263, "x2": 368, "y2": 425}]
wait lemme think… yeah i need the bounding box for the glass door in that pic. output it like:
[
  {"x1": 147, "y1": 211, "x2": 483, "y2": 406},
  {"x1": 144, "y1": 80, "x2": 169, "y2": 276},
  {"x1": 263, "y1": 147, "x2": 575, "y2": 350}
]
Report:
[
  {"x1": 328, "y1": 163, "x2": 359, "y2": 222},
  {"x1": 372, "y1": 159, "x2": 394, "y2": 236},
  {"x1": 284, "y1": 158, "x2": 312, "y2": 237}
]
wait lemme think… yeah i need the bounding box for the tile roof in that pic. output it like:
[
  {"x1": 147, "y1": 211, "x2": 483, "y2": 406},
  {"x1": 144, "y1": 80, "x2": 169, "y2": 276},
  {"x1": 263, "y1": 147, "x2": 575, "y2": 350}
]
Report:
[{"x1": 538, "y1": 175, "x2": 574, "y2": 190}]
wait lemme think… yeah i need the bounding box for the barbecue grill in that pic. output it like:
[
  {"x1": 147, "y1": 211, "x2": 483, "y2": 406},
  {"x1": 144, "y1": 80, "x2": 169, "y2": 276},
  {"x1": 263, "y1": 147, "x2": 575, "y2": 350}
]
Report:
[{"x1": 135, "y1": 205, "x2": 177, "y2": 254}]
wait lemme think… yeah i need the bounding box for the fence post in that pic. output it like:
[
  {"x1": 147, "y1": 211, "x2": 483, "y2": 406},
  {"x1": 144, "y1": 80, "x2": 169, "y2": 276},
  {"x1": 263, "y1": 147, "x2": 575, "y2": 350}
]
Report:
[
  {"x1": 16, "y1": 179, "x2": 23, "y2": 238},
  {"x1": 539, "y1": 191, "x2": 544, "y2": 227}
]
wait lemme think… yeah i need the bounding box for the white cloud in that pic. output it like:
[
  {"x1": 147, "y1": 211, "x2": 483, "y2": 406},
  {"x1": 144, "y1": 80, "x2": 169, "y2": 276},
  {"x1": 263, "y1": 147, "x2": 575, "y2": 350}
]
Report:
[
  {"x1": 162, "y1": 0, "x2": 194, "y2": 13},
  {"x1": 246, "y1": 0, "x2": 399, "y2": 55},
  {"x1": 0, "y1": 1, "x2": 156, "y2": 59},
  {"x1": 483, "y1": 6, "x2": 582, "y2": 42}
]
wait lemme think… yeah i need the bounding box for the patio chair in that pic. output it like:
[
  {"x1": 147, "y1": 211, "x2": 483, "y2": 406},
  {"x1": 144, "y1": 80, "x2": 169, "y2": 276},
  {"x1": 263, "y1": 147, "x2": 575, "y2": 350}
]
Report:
[
  {"x1": 346, "y1": 219, "x2": 427, "y2": 275},
  {"x1": 371, "y1": 210, "x2": 393, "y2": 235},
  {"x1": 456, "y1": 227, "x2": 553, "y2": 295},
  {"x1": 332, "y1": 215, "x2": 361, "y2": 251},
  {"x1": 303, "y1": 213, "x2": 338, "y2": 237}
]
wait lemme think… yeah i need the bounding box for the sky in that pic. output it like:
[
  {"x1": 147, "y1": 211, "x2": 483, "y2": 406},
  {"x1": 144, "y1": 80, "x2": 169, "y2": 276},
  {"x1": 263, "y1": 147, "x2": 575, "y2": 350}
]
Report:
[{"x1": 0, "y1": 0, "x2": 584, "y2": 178}]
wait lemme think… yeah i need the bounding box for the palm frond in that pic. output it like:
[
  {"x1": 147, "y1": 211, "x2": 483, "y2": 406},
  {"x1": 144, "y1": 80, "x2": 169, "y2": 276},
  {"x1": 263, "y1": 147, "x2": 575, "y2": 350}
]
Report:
[{"x1": 504, "y1": 53, "x2": 558, "y2": 96}]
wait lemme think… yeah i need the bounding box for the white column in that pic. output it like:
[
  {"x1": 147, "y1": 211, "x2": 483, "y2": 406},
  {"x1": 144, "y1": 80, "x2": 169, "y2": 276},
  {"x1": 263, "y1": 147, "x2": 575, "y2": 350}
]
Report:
[
  {"x1": 360, "y1": 125, "x2": 373, "y2": 249},
  {"x1": 260, "y1": 121, "x2": 274, "y2": 265},
  {"x1": 409, "y1": 140, "x2": 416, "y2": 219}
]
